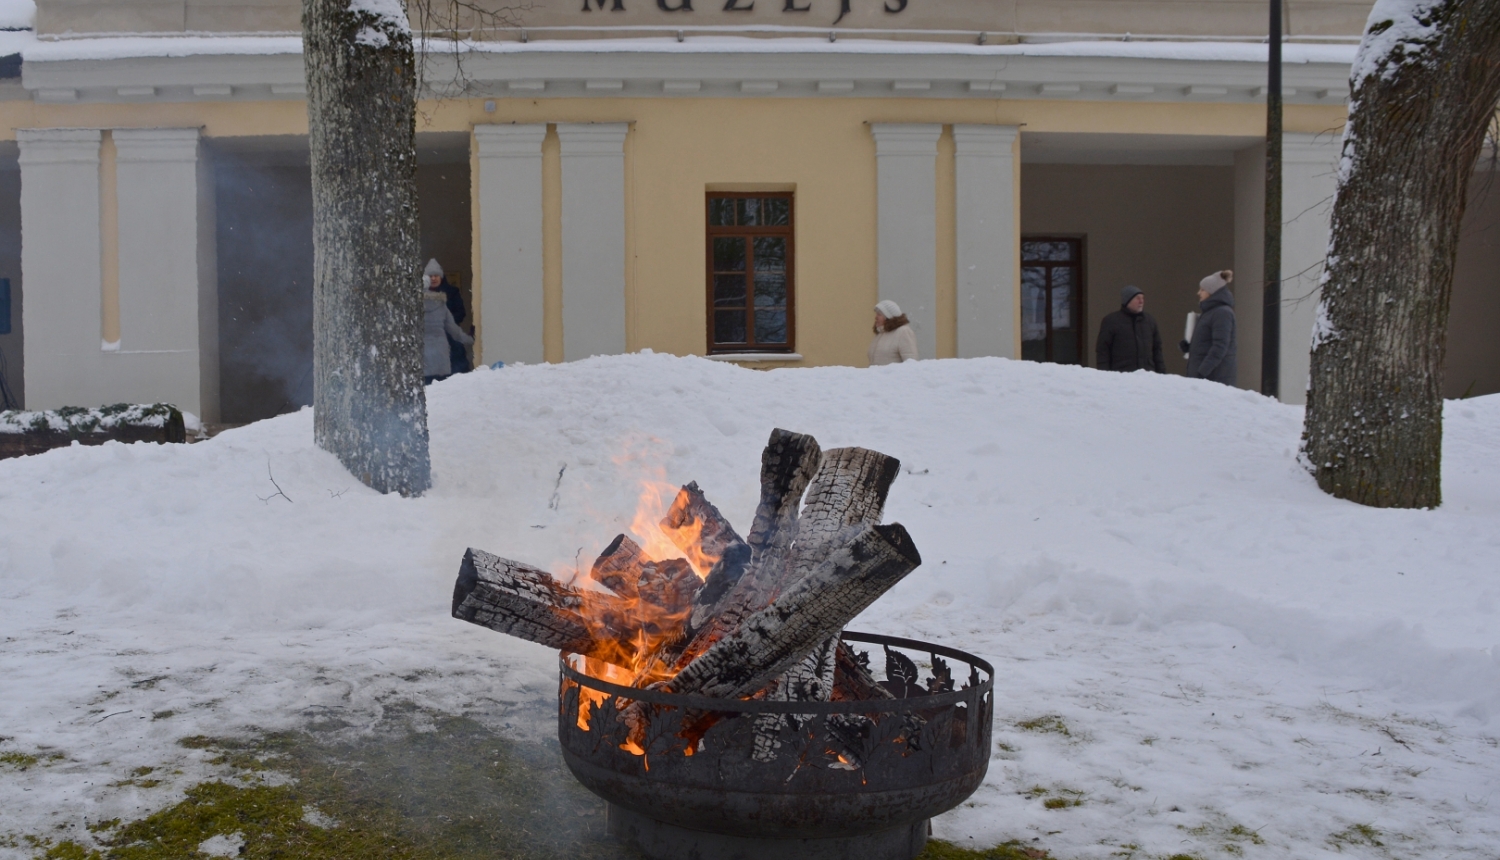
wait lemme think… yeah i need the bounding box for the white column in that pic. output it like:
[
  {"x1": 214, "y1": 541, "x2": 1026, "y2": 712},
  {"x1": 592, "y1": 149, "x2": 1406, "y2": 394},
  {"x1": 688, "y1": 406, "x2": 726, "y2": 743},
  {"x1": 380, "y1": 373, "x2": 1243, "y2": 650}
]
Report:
[
  {"x1": 474, "y1": 123, "x2": 546, "y2": 365},
  {"x1": 18, "y1": 128, "x2": 103, "y2": 411},
  {"x1": 1232, "y1": 143, "x2": 1266, "y2": 390},
  {"x1": 870, "y1": 123, "x2": 941, "y2": 361},
  {"x1": 556, "y1": 122, "x2": 628, "y2": 361},
  {"x1": 1279, "y1": 132, "x2": 1340, "y2": 404},
  {"x1": 953, "y1": 124, "x2": 1021, "y2": 359},
  {"x1": 114, "y1": 128, "x2": 217, "y2": 421}
]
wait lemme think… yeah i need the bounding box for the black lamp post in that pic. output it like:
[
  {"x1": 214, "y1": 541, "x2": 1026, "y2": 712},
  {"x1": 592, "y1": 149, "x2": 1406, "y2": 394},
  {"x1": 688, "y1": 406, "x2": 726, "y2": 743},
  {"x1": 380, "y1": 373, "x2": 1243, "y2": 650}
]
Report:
[{"x1": 1262, "y1": 0, "x2": 1283, "y2": 398}]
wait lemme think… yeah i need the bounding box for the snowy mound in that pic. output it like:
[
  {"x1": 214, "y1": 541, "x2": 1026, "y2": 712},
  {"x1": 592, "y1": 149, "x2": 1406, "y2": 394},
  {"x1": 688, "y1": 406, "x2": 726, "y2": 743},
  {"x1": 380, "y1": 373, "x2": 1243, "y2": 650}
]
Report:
[{"x1": 2, "y1": 354, "x2": 1497, "y2": 858}]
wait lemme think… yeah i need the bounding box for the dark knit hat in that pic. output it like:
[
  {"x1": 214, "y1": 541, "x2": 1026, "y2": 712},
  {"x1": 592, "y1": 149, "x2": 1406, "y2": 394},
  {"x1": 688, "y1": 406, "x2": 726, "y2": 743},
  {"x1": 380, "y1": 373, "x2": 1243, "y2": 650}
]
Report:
[{"x1": 1120, "y1": 285, "x2": 1143, "y2": 306}]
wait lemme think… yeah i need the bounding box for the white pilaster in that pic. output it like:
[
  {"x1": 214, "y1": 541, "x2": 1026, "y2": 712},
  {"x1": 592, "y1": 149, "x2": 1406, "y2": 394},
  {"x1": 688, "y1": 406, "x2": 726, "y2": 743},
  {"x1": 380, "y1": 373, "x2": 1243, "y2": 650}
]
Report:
[
  {"x1": 556, "y1": 122, "x2": 628, "y2": 361},
  {"x1": 474, "y1": 123, "x2": 547, "y2": 365},
  {"x1": 1279, "y1": 132, "x2": 1340, "y2": 404},
  {"x1": 18, "y1": 128, "x2": 103, "y2": 411},
  {"x1": 870, "y1": 123, "x2": 941, "y2": 361},
  {"x1": 953, "y1": 124, "x2": 1021, "y2": 359},
  {"x1": 114, "y1": 128, "x2": 217, "y2": 420}
]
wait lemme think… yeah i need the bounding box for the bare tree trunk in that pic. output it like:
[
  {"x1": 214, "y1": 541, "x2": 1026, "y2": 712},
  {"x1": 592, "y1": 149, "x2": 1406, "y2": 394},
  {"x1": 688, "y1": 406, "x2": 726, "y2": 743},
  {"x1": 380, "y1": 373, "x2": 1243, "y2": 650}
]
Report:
[
  {"x1": 1301, "y1": 0, "x2": 1500, "y2": 508},
  {"x1": 303, "y1": 0, "x2": 432, "y2": 496}
]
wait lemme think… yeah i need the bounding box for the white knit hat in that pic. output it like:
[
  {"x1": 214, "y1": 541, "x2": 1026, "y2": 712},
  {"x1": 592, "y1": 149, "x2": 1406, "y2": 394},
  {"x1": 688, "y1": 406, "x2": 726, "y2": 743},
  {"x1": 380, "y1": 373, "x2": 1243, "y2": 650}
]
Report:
[
  {"x1": 424, "y1": 258, "x2": 444, "y2": 279},
  {"x1": 875, "y1": 299, "x2": 902, "y2": 318},
  {"x1": 1198, "y1": 269, "x2": 1233, "y2": 294}
]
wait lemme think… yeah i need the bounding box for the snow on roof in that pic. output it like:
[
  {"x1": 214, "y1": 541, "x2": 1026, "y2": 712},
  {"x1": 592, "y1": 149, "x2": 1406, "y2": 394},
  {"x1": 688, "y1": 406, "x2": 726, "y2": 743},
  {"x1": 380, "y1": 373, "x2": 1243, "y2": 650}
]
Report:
[
  {"x1": 0, "y1": 0, "x2": 34, "y2": 31},
  {"x1": 15, "y1": 30, "x2": 1358, "y2": 66}
]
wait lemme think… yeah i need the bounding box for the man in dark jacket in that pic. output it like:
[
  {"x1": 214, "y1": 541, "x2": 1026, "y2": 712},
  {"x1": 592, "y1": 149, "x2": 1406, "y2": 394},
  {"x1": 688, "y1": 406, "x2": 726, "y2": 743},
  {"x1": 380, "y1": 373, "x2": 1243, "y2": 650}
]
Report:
[
  {"x1": 1183, "y1": 269, "x2": 1237, "y2": 385},
  {"x1": 1096, "y1": 285, "x2": 1165, "y2": 373}
]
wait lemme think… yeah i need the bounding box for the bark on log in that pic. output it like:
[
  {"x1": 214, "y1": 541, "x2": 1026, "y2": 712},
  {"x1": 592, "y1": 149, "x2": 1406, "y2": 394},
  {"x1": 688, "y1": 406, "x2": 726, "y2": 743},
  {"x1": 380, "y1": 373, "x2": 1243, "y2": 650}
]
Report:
[
  {"x1": 833, "y1": 641, "x2": 894, "y2": 702},
  {"x1": 590, "y1": 534, "x2": 648, "y2": 600},
  {"x1": 303, "y1": 0, "x2": 431, "y2": 496},
  {"x1": 452, "y1": 548, "x2": 636, "y2": 666},
  {"x1": 666, "y1": 522, "x2": 921, "y2": 701},
  {"x1": 1300, "y1": 0, "x2": 1500, "y2": 508}
]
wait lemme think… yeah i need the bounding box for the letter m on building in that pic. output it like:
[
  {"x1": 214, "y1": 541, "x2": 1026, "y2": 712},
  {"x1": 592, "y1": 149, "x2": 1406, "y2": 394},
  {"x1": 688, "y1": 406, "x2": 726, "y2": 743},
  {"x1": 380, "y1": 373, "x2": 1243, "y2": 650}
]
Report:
[{"x1": 581, "y1": 0, "x2": 625, "y2": 9}]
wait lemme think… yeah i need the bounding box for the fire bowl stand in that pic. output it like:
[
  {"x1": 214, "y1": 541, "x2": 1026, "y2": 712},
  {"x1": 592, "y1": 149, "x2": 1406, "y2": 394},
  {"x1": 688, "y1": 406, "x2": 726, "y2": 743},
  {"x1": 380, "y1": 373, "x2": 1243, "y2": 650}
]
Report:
[{"x1": 558, "y1": 632, "x2": 994, "y2": 860}]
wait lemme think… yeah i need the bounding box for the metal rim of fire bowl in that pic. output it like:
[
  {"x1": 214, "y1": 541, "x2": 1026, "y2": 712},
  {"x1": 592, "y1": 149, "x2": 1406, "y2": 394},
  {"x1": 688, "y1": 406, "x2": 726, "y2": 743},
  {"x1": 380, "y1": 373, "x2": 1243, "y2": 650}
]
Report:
[{"x1": 556, "y1": 631, "x2": 995, "y2": 846}]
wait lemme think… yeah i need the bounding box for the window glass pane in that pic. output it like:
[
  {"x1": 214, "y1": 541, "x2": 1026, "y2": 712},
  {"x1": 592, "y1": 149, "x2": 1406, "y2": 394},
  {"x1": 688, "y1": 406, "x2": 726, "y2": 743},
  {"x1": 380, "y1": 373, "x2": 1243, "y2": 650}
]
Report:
[
  {"x1": 1021, "y1": 266, "x2": 1047, "y2": 343},
  {"x1": 714, "y1": 274, "x2": 747, "y2": 308},
  {"x1": 1022, "y1": 241, "x2": 1076, "y2": 262},
  {"x1": 715, "y1": 310, "x2": 747, "y2": 344},
  {"x1": 708, "y1": 198, "x2": 735, "y2": 227},
  {"x1": 753, "y1": 237, "x2": 787, "y2": 307},
  {"x1": 754, "y1": 309, "x2": 787, "y2": 344},
  {"x1": 1051, "y1": 267, "x2": 1074, "y2": 329},
  {"x1": 1052, "y1": 329, "x2": 1079, "y2": 365},
  {"x1": 762, "y1": 198, "x2": 790, "y2": 226},
  {"x1": 713, "y1": 237, "x2": 745, "y2": 272},
  {"x1": 736, "y1": 198, "x2": 760, "y2": 226}
]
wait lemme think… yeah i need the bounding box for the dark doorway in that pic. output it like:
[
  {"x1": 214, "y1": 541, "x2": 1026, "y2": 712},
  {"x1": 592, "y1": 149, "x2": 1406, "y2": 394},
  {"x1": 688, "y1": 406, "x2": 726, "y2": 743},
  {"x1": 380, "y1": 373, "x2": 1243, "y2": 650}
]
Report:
[
  {"x1": 0, "y1": 144, "x2": 20, "y2": 409},
  {"x1": 213, "y1": 138, "x2": 316, "y2": 425},
  {"x1": 1021, "y1": 236, "x2": 1085, "y2": 364}
]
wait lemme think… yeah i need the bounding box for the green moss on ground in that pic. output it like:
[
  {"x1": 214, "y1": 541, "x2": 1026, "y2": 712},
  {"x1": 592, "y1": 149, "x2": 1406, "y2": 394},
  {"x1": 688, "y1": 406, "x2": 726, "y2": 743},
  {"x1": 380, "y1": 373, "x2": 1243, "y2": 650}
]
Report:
[
  {"x1": 33, "y1": 711, "x2": 637, "y2": 860},
  {"x1": 920, "y1": 839, "x2": 1051, "y2": 859},
  {"x1": 1015, "y1": 716, "x2": 1072, "y2": 737}
]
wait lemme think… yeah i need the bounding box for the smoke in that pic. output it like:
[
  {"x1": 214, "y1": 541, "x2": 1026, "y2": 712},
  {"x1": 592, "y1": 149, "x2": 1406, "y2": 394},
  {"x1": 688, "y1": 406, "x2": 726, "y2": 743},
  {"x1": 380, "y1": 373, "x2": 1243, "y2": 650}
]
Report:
[{"x1": 213, "y1": 145, "x2": 317, "y2": 424}]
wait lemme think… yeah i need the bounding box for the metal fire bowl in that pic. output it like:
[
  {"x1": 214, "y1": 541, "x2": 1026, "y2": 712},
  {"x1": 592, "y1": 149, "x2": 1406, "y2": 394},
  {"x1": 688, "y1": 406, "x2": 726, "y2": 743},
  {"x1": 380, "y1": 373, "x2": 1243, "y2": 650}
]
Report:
[{"x1": 558, "y1": 631, "x2": 993, "y2": 856}]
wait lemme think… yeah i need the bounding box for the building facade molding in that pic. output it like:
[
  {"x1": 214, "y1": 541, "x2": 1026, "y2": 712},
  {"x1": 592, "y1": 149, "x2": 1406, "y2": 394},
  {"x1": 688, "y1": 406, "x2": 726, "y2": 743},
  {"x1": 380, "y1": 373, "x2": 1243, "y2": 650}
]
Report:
[
  {"x1": 473, "y1": 122, "x2": 547, "y2": 365},
  {"x1": 1277, "y1": 129, "x2": 1340, "y2": 405},
  {"x1": 871, "y1": 122, "x2": 941, "y2": 362},
  {"x1": 556, "y1": 121, "x2": 629, "y2": 361},
  {"x1": 113, "y1": 126, "x2": 203, "y2": 162},
  {"x1": 19, "y1": 48, "x2": 1355, "y2": 107},
  {"x1": 953, "y1": 123, "x2": 1021, "y2": 359}
]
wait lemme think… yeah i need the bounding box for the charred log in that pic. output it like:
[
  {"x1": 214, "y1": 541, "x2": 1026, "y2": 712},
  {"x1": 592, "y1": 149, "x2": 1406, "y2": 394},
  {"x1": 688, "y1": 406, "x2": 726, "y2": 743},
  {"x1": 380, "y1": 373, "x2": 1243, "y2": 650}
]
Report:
[
  {"x1": 452, "y1": 548, "x2": 635, "y2": 666},
  {"x1": 667, "y1": 522, "x2": 921, "y2": 701}
]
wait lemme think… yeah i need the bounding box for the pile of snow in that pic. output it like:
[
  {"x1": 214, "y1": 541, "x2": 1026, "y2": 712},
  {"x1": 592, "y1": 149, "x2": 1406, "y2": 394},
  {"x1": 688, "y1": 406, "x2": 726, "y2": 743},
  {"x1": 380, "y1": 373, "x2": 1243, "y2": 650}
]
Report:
[{"x1": 1, "y1": 354, "x2": 1497, "y2": 859}]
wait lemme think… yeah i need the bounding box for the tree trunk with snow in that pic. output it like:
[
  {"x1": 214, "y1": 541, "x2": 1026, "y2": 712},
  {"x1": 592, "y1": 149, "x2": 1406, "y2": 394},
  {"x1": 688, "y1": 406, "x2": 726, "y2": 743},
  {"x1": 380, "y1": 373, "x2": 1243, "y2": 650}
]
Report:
[
  {"x1": 1300, "y1": 0, "x2": 1500, "y2": 508},
  {"x1": 303, "y1": 0, "x2": 431, "y2": 496}
]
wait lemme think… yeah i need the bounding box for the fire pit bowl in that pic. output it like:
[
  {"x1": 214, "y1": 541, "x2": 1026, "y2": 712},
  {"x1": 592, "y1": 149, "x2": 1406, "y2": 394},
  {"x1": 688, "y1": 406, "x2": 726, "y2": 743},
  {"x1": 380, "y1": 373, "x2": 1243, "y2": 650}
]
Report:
[{"x1": 558, "y1": 631, "x2": 993, "y2": 860}]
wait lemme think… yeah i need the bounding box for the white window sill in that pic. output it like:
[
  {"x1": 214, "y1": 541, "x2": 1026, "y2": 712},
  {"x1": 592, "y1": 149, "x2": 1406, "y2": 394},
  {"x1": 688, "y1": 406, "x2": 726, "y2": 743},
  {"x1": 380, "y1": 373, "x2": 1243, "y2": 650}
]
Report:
[{"x1": 706, "y1": 353, "x2": 803, "y2": 363}]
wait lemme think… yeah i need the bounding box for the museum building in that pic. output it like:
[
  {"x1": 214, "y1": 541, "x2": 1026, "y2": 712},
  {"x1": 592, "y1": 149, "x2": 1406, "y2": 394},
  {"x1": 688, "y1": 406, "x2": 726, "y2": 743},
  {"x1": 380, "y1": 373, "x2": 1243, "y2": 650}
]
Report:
[{"x1": 0, "y1": 0, "x2": 1495, "y2": 425}]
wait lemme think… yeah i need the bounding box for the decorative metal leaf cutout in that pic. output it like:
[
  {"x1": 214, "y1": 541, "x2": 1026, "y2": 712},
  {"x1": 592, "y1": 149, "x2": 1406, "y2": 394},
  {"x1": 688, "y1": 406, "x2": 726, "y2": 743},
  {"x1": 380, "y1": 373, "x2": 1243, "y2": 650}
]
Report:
[
  {"x1": 927, "y1": 654, "x2": 953, "y2": 694},
  {"x1": 882, "y1": 644, "x2": 921, "y2": 698}
]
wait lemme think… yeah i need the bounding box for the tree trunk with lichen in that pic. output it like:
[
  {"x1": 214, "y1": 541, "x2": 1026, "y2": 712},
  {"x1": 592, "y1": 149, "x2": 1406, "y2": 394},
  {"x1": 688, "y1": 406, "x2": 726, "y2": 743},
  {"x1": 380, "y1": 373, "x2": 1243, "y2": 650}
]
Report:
[
  {"x1": 1301, "y1": 0, "x2": 1500, "y2": 508},
  {"x1": 303, "y1": 0, "x2": 431, "y2": 496}
]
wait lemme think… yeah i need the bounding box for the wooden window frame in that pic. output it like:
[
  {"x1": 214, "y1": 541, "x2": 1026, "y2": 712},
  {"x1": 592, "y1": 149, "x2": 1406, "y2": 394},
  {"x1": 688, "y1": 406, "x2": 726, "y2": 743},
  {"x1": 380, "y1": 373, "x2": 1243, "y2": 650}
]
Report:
[
  {"x1": 1020, "y1": 234, "x2": 1088, "y2": 366},
  {"x1": 705, "y1": 192, "x2": 796, "y2": 354}
]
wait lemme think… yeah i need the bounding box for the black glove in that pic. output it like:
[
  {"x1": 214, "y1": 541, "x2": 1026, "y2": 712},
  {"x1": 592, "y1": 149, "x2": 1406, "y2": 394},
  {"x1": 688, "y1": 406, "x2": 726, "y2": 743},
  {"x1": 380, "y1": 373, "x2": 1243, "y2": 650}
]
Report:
[{"x1": 1178, "y1": 340, "x2": 1190, "y2": 354}]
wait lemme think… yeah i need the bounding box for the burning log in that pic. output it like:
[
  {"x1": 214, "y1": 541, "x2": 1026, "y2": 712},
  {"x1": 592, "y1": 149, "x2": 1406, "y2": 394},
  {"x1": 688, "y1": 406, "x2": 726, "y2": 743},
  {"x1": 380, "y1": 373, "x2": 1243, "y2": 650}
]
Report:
[
  {"x1": 666, "y1": 522, "x2": 921, "y2": 701},
  {"x1": 451, "y1": 427, "x2": 923, "y2": 763},
  {"x1": 453, "y1": 548, "x2": 635, "y2": 666}
]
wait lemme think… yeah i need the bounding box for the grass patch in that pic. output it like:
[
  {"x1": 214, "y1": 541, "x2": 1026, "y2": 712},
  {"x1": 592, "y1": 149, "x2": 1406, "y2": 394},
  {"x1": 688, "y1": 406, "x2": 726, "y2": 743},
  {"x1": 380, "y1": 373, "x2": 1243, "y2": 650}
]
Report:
[
  {"x1": 920, "y1": 839, "x2": 1051, "y2": 859},
  {"x1": 1022, "y1": 786, "x2": 1084, "y2": 809},
  {"x1": 1328, "y1": 823, "x2": 1384, "y2": 849},
  {"x1": 30, "y1": 708, "x2": 637, "y2": 860},
  {"x1": 1180, "y1": 817, "x2": 1264, "y2": 856},
  {"x1": 1015, "y1": 716, "x2": 1071, "y2": 737},
  {"x1": 1, "y1": 752, "x2": 41, "y2": 771}
]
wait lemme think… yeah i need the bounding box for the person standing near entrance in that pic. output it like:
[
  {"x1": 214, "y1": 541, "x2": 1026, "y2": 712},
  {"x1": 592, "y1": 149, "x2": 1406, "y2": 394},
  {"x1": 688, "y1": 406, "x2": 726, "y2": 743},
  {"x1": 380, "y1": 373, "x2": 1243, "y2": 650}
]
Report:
[
  {"x1": 1184, "y1": 269, "x2": 1237, "y2": 385},
  {"x1": 1095, "y1": 285, "x2": 1165, "y2": 373},
  {"x1": 868, "y1": 300, "x2": 918, "y2": 366},
  {"x1": 423, "y1": 276, "x2": 472, "y2": 384},
  {"x1": 424, "y1": 259, "x2": 471, "y2": 374}
]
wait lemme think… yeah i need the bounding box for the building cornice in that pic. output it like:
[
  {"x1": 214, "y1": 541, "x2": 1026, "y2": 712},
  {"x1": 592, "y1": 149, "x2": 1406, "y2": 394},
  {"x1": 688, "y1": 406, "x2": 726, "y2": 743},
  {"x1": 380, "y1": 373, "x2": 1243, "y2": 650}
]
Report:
[{"x1": 19, "y1": 38, "x2": 1355, "y2": 107}]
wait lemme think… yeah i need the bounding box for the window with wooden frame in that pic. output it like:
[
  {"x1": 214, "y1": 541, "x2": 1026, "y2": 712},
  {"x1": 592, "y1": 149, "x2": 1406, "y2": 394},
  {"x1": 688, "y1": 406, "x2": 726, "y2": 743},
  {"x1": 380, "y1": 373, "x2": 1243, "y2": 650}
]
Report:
[
  {"x1": 706, "y1": 193, "x2": 794, "y2": 354},
  {"x1": 1020, "y1": 236, "x2": 1086, "y2": 365}
]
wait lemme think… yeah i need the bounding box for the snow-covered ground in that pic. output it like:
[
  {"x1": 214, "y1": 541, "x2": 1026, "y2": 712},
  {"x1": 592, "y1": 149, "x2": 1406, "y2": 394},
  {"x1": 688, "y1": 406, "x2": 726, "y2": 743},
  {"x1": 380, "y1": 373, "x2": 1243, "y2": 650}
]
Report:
[{"x1": 2, "y1": 354, "x2": 1497, "y2": 859}]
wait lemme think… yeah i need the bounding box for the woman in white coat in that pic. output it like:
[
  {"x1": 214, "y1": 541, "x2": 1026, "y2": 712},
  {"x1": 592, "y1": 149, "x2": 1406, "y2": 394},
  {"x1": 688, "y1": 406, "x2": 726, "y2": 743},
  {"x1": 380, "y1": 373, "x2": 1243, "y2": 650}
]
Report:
[
  {"x1": 423, "y1": 280, "x2": 472, "y2": 384},
  {"x1": 868, "y1": 299, "x2": 918, "y2": 366}
]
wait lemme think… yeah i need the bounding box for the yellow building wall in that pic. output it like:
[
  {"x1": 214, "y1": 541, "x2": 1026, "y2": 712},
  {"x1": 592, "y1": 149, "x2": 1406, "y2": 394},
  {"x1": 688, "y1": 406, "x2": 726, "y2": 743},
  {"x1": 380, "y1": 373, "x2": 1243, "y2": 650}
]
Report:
[{"x1": 0, "y1": 94, "x2": 1347, "y2": 368}]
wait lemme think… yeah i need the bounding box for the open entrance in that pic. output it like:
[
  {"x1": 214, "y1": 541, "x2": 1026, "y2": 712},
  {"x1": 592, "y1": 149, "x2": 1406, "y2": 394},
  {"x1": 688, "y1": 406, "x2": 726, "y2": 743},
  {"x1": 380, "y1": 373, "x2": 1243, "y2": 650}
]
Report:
[
  {"x1": 1020, "y1": 132, "x2": 1245, "y2": 377},
  {"x1": 0, "y1": 142, "x2": 19, "y2": 409},
  {"x1": 210, "y1": 134, "x2": 472, "y2": 425}
]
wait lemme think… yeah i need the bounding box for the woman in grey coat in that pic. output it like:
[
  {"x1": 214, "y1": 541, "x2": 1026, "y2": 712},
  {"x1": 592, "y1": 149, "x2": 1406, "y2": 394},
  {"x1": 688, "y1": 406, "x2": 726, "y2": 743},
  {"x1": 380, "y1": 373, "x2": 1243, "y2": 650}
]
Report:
[
  {"x1": 1185, "y1": 270, "x2": 1237, "y2": 386},
  {"x1": 423, "y1": 282, "x2": 472, "y2": 384}
]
